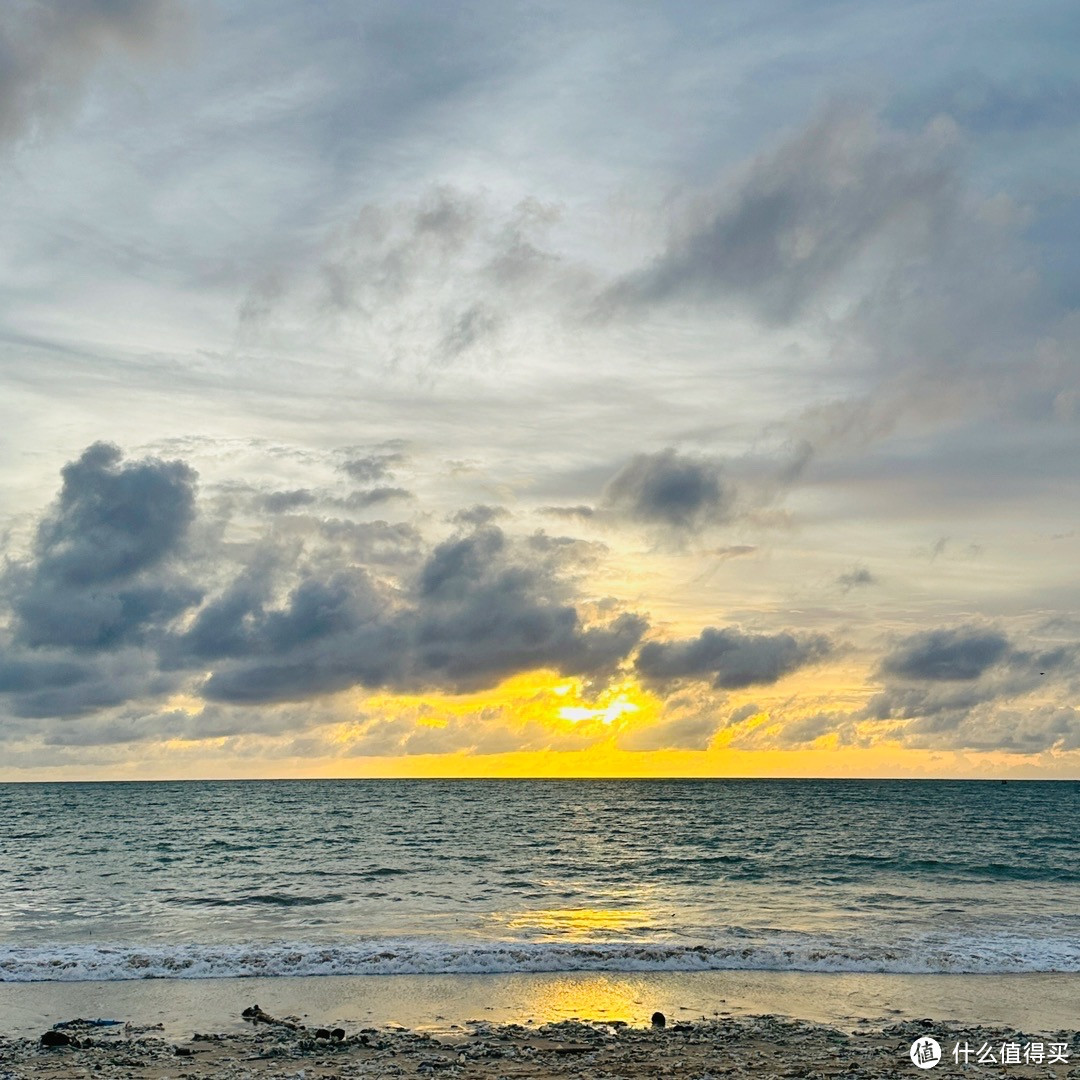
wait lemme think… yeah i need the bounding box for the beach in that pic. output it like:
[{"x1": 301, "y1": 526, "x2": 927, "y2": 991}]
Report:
[
  {"x1": 3, "y1": 970, "x2": 1080, "y2": 1042},
  {"x1": 3, "y1": 1013, "x2": 1078, "y2": 1079},
  {"x1": 3, "y1": 970, "x2": 1079, "y2": 1078}
]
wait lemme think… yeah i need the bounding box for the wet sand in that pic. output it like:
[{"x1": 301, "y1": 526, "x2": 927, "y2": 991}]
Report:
[{"x1": 3, "y1": 969, "x2": 1079, "y2": 1042}]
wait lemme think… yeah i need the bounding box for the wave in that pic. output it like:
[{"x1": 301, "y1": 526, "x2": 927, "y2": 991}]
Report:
[
  {"x1": 837, "y1": 854, "x2": 1080, "y2": 882},
  {"x1": 3, "y1": 934, "x2": 1079, "y2": 982},
  {"x1": 163, "y1": 893, "x2": 346, "y2": 908}
]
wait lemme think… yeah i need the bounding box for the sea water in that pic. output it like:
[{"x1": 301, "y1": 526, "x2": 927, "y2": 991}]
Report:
[{"x1": 1, "y1": 779, "x2": 1078, "y2": 983}]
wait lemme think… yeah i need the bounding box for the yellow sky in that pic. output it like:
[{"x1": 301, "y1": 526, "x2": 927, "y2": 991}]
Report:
[{"x1": 9, "y1": 668, "x2": 1078, "y2": 782}]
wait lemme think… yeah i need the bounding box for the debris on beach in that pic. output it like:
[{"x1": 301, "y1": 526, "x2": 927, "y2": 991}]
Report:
[
  {"x1": 5, "y1": 1014, "x2": 1077, "y2": 1078},
  {"x1": 241, "y1": 1004, "x2": 303, "y2": 1030}
]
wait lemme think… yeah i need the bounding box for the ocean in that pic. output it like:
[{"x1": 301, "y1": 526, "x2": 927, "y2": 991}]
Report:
[{"x1": 3, "y1": 778, "x2": 1078, "y2": 986}]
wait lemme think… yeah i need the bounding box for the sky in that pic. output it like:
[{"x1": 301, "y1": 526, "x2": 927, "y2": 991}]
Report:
[{"x1": 1, "y1": 0, "x2": 1079, "y2": 780}]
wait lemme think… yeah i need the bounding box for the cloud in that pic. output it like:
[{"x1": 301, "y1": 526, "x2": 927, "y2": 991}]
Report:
[
  {"x1": 635, "y1": 626, "x2": 830, "y2": 691},
  {"x1": 450, "y1": 504, "x2": 507, "y2": 527},
  {"x1": 0, "y1": 0, "x2": 186, "y2": 144},
  {"x1": 261, "y1": 489, "x2": 317, "y2": 513},
  {"x1": 0, "y1": 654, "x2": 87, "y2": 695},
  {"x1": 606, "y1": 105, "x2": 957, "y2": 324},
  {"x1": 195, "y1": 523, "x2": 647, "y2": 704},
  {"x1": 315, "y1": 518, "x2": 426, "y2": 568},
  {"x1": 343, "y1": 487, "x2": 413, "y2": 509},
  {"x1": 27, "y1": 442, "x2": 195, "y2": 586},
  {"x1": 285, "y1": 704, "x2": 608, "y2": 761},
  {"x1": 619, "y1": 701, "x2": 721, "y2": 752},
  {"x1": 594, "y1": 103, "x2": 1078, "y2": 500},
  {"x1": 901, "y1": 703, "x2": 1080, "y2": 755},
  {"x1": 238, "y1": 188, "x2": 595, "y2": 370},
  {"x1": 340, "y1": 447, "x2": 408, "y2": 484},
  {"x1": 879, "y1": 626, "x2": 1010, "y2": 681},
  {"x1": 6, "y1": 442, "x2": 200, "y2": 651},
  {"x1": 710, "y1": 544, "x2": 757, "y2": 561},
  {"x1": 909, "y1": 72, "x2": 1080, "y2": 137},
  {"x1": 773, "y1": 712, "x2": 838, "y2": 747},
  {"x1": 862, "y1": 622, "x2": 1080, "y2": 752},
  {"x1": 540, "y1": 505, "x2": 596, "y2": 520},
  {"x1": 2, "y1": 658, "x2": 178, "y2": 720},
  {"x1": 1, "y1": 696, "x2": 344, "y2": 749},
  {"x1": 0, "y1": 443, "x2": 201, "y2": 718},
  {"x1": 837, "y1": 565, "x2": 876, "y2": 591},
  {"x1": 11, "y1": 580, "x2": 201, "y2": 653},
  {"x1": 0, "y1": 445, "x2": 648, "y2": 725},
  {"x1": 605, "y1": 448, "x2": 731, "y2": 533},
  {"x1": 914, "y1": 537, "x2": 983, "y2": 563}
]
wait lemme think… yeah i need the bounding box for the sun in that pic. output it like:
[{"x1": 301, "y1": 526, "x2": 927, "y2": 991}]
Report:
[{"x1": 558, "y1": 698, "x2": 640, "y2": 725}]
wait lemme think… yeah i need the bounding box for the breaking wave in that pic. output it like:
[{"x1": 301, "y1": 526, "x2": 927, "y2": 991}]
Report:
[{"x1": 3, "y1": 934, "x2": 1079, "y2": 982}]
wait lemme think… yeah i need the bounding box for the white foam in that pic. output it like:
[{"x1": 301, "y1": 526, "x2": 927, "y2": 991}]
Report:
[{"x1": 2, "y1": 934, "x2": 1080, "y2": 982}]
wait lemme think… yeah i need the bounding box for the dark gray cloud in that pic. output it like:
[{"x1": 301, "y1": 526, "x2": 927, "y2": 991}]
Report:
[
  {"x1": 635, "y1": 626, "x2": 830, "y2": 691},
  {"x1": 0, "y1": 0, "x2": 185, "y2": 143},
  {"x1": 261, "y1": 489, "x2": 317, "y2": 513},
  {"x1": 12, "y1": 579, "x2": 201, "y2": 652},
  {"x1": 0, "y1": 640, "x2": 181, "y2": 720},
  {"x1": 1, "y1": 447, "x2": 649, "y2": 724},
  {"x1": 879, "y1": 626, "x2": 1010, "y2": 681},
  {"x1": 0, "y1": 443, "x2": 201, "y2": 718},
  {"x1": 185, "y1": 567, "x2": 405, "y2": 702},
  {"x1": 6, "y1": 442, "x2": 200, "y2": 651},
  {"x1": 17, "y1": 698, "x2": 333, "y2": 748},
  {"x1": 605, "y1": 449, "x2": 731, "y2": 533},
  {"x1": 6, "y1": 663, "x2": 178, "y2": 721},
  {"x1": 0, "y1": 654, "x2": 87, "y2": 694},
  {"x1": 28, "y1": 442, "x2": 195, "y2": 587},
  {"x1": 606, "y1": 106, "x2": 956, "y2": 324},
  {"x1": 195, "y1": 524, "x2": 646, "y2": 704}
]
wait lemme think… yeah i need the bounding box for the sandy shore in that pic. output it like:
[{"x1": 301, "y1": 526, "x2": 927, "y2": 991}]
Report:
[
  {"x1": 4, "y1": 970, "x2": 1080, "y2": 1043},
  {"x1": 2, "y1": 1013, "x2": 1078, "y2": 1079}
]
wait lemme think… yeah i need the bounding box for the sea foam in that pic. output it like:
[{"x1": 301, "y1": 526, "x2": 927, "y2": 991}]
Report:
[{"x1": 3, "y1": 934, "x2": 1080, "y2": 982}]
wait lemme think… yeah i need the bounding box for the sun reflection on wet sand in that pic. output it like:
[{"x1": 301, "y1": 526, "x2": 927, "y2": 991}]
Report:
[{"x1": 511, "y1": 972, "x2": 657, "y2": 1023}]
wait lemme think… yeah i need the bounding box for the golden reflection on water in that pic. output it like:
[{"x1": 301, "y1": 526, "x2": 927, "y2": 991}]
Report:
[{"x1": 501, "y1": 908, "x2": 657, "y2": 940}]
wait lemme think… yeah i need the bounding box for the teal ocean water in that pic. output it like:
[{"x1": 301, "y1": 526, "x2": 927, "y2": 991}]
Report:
[{"x1": 1, "y1": 779, "x2": 1078, "y2": 982}]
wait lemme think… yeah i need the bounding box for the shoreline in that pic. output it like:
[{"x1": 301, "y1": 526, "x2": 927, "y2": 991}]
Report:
[
  {"x1": 2, "y1": 969, "x2": 1078, "y2": 1041},
  {"x1": 1, "y1": 1013, "x2": 1077, "y2": 1079}
]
